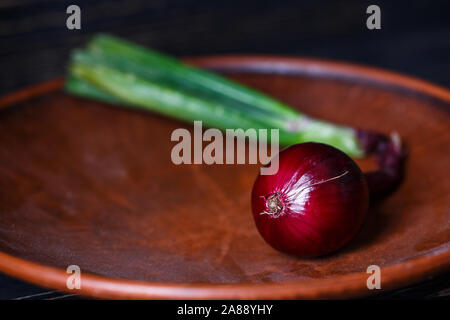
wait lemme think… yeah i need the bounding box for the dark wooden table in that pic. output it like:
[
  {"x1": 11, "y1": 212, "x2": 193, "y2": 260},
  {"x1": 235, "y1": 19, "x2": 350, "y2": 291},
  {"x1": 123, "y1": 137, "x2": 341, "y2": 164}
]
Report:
[{"x1": 0, "y1": 0, "x2": 448, "y2": 299}]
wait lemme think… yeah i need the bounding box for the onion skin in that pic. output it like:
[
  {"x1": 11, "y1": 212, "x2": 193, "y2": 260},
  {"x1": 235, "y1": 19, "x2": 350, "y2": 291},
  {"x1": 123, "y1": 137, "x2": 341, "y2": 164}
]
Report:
[
  {"x1": 251, "y1": 143, "x2": 369, "y2": 258},
  {"x1": 356, "y1": 129, "x2": 406, "y2": 198}
]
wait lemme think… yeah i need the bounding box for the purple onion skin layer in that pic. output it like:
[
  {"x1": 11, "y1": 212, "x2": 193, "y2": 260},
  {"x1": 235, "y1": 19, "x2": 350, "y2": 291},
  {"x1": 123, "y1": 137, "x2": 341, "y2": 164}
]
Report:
[
  {"x1": 251, "y1": 143, "x2": 369, "y2": 258},
  {"x1": 356, "y1": 129, "x2": 407, "y2": 198}
]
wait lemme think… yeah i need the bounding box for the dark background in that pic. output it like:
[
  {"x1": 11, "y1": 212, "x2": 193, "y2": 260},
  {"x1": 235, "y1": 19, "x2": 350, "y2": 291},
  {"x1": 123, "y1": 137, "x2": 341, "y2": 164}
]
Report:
[{"x1": 0, "y1": 0, "x2": 449, "y2": 299}]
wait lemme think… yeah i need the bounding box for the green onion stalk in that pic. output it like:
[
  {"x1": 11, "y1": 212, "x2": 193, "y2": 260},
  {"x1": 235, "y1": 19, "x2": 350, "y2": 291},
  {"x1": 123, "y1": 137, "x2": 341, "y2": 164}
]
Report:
[{"x1": 65, "y1": 34, "x2": 405, "y2": 174}]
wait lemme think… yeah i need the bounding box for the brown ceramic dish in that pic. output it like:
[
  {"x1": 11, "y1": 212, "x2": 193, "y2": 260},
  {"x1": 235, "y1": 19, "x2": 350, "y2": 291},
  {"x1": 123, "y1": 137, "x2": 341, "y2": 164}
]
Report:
[{"x1": 0, "y1": 56, "x2": 449, "y2": 299}]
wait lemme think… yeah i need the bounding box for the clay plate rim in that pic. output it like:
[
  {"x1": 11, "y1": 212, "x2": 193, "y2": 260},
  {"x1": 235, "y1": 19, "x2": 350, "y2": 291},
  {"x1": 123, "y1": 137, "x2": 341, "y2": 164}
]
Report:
[{"x1": 0, "y1": 56, "x2": 449, "y2": 299}]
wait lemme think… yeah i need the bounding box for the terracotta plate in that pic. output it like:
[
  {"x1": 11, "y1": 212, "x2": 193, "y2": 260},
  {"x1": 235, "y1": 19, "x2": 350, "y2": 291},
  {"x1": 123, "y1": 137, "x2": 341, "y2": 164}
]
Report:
[{"x1": 0, "y1": 56, "x2": 449, "y2": 299}]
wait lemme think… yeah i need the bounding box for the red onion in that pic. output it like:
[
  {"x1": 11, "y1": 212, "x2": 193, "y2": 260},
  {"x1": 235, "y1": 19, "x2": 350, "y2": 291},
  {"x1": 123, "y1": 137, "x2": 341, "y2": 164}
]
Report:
[{"x1": 251, "y1": 136, "x2": 405, "y2": 258}]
